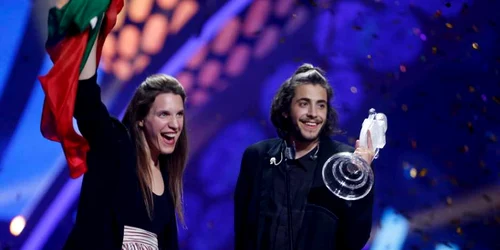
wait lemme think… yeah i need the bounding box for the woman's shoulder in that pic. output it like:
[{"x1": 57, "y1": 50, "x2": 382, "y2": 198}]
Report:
[{"x1": 109, "y1": 117, "x2": 132, "y2": 141}]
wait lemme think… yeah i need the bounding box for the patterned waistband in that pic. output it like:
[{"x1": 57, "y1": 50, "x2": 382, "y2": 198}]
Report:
[{"x1": 122, "y1": 225, "x2": 158, "y2": 250}]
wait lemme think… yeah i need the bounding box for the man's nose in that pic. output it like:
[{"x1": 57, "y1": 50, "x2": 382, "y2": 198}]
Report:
[{"x1": 307, "y1": 106, "x2": 318, "y2": 117}]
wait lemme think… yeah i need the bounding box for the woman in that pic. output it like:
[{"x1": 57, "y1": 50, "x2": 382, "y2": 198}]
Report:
[{"x1": 63, "y1": 25, "x2": 188, "y2": 250}]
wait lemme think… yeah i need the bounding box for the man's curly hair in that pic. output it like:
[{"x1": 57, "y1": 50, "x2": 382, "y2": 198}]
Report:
[{"x1": 270, "y1": 63, "x2": 340, "y2": 139}]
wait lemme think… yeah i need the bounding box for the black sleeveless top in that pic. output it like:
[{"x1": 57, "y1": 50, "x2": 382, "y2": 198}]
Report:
[{"x1": 122, "y1": 171, "x2": 172, "y2": 238}]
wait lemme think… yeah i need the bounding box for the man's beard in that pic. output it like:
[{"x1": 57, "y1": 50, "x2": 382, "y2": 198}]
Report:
[{"x1": 290, "y1": 121, "x2": 321, "y2": 142}]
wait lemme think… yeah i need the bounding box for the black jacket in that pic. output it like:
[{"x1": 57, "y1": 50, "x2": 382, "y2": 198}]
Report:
[
  {"x1": 63, "y1": 74, "x2": 178, "y2": 250},
  {"x1": 234, "y1": 136, "x2": 374, "y2": 250}
]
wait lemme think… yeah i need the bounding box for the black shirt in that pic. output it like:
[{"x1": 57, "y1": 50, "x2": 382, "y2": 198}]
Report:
[
  {"x1": 268, "y1": 145, "x2": 319, "y2": 250},
  {"x1": 122, "y1": 171, "x2": 171, "y2": 238}
]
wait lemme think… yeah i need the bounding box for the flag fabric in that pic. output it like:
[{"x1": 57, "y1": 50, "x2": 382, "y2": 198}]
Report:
[{"x1": 39, "y1": 0, "x2": 124, "y2": 178}]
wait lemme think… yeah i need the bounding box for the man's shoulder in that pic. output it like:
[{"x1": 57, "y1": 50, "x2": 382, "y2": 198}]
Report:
[{"x1": 244, "y1": 138, "x2": 281, "y2": 155}]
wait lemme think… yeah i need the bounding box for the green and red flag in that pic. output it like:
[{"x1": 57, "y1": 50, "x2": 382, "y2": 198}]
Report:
[{"x1": 39, "y1": 0, "x2": 124, "y2": 178}]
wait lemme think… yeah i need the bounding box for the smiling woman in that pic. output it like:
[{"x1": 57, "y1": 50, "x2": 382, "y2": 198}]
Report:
[
  {"x1": 37, "y1": 1, "x2": 190, "y2": 249},
  {"x1": 65, "y1": 37, "x2": 189, "y2": 250}
]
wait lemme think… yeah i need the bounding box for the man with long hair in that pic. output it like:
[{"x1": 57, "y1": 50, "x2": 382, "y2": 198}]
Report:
[{"x1": 234, "y1": 64, "x2": 375, "y2": 250}]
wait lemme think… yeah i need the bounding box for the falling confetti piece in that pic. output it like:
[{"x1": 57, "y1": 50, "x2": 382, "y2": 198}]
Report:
[
  {"x1": 468, "y1": 86, "x2": 475, "y2": 92},
  {"x1": 402, "y1": 104, "x2": 408, "y2": 112},
  {"x1": 445, "y1": 23, "x2": 453, "y2": 28},
  {"x1": 419, "y1": 168, "x2": 428, "y2": 177},
  {"x1": 472, "y1": 42, "x2": 479, "y2": 49},
  {"x1": 435, "y1": 10, "x2": 442, "y2": 17},
  {"x1": 367, "y1": 54, "x2": 372, "y2": 59},
  {"x1": 400, "y1": 65, "x2": 407, "y2": 72},
  {"x1": 456, "y1": 226, "x2": 462, "y2": 235},
  {"x1": 411, "y1": 139, "x2": 417, "y2": 148},
  {"x1": 472, "y1": 25, "x2": 479, "y2": 32},
  {"x1": 432, "y1": 47, "x2": 437, "y2": 54}
]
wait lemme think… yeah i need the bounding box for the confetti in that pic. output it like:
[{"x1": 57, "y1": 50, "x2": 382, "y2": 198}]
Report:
[
  {"x1": 472, "y1": 42, "x2": 479, "y2": 49},
  {"x1": 402, "y1": 104, "x2": 408, "y2": 112},
  {"x1": 400, "y1": 65, "x2": 407, "y2": 72},
  {"x1": 419, "y1": 168, "x2": 428, "y2": 177},
  {"x1": 445, "y1": 23, "x2": 453, "y2": 28}
]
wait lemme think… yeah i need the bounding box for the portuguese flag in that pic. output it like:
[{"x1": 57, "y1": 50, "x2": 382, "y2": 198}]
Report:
[{"x1": 38, "y1": 0, "x2": 124, "y2": 179}]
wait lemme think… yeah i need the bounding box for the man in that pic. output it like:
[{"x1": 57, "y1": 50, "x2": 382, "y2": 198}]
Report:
[{"x1": 234, "y1": 63, "x2": 375, "y2": 250}]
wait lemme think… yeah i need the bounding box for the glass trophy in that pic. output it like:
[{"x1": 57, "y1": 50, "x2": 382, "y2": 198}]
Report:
[{"x1": 322, "y1": 108, "x2": 388, "y2": 201}]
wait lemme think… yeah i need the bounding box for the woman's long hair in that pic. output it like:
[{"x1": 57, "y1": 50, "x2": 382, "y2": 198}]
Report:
[{"x1": 122, "y1": 74, "x2": 188, "y2": 227}]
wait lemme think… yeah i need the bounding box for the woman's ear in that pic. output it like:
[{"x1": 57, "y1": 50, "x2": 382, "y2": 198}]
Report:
[{"x1": 138, "y1": 120, "x2": 144, "y2": 128}]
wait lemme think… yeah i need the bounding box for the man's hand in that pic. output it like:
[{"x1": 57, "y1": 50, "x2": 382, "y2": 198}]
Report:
[{"x1": 354, "y1": 130, "x2": 375, "y2": 165}]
